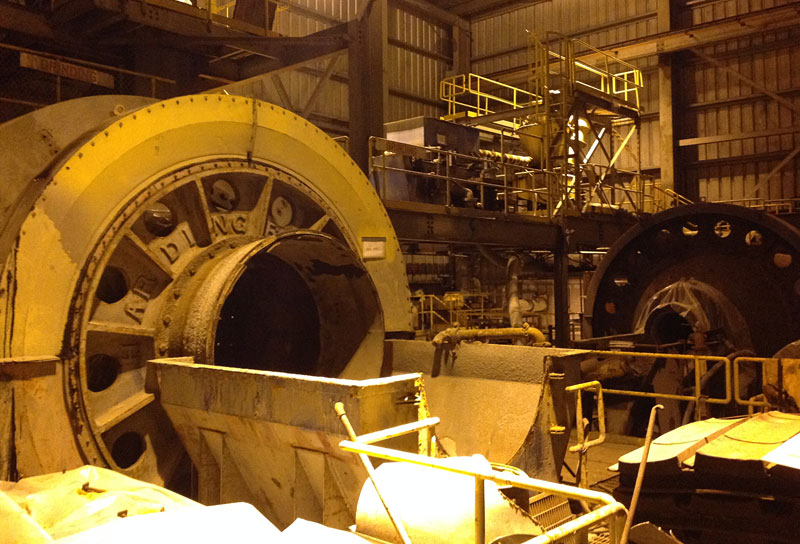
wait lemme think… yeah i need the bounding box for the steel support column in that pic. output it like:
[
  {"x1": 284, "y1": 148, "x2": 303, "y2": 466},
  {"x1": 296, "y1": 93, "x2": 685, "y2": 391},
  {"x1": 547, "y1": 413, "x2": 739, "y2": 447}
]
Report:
[
  {"x1": 554, "y1": 228, "x2": 570, "y2": 347},
  {"x1": 657, "y1": 0, "x2": 678, "y2": 193},
  {"x1": 451, "y1": 23, "x2": 471, "y2": 76},
  {"x1": 349, "y1": 0, "x2": 388, "y2": 173}
]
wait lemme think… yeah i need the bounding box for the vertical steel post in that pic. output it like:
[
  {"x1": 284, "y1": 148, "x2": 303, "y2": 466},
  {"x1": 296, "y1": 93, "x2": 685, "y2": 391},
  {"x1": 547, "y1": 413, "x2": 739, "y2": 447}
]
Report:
[
  {"x1": 621, "y1": 404, "x2": 664, "y2": 544},
  {"x1": 335, "y1": 403, "x2": 412, "y2": 544},
  {"x1": 348, "y1": 0, "x2": 388, "y2": 174},
  {"x1": 474, "y1": 477, "x2": 486, "y2": 544},
  {"x1": 554, "y1": 228, "x2": 570, "y2": 347}
]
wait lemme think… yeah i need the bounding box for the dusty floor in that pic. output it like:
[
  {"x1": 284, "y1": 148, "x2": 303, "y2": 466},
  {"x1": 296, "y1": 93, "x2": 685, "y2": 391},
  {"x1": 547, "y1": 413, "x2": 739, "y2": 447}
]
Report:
[{"x1": 560, "y1": 431, "x2": 643, "y2": 492}]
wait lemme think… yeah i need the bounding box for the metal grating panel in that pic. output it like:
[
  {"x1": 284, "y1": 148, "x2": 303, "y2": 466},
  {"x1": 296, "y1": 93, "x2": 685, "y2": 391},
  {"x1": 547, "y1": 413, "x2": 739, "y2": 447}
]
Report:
[{"x1": 529, "y1": 492, "x2": 576, "y2": 543}]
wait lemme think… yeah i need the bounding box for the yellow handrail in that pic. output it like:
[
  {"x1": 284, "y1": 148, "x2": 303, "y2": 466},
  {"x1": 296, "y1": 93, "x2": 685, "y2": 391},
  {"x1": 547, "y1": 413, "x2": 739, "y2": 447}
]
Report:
[
  {"x1": 338, "y1": 437, "x2": 627, "y2": 544},
  {"x1": 582, "y1": 350, "x2": 797, "y2": 417},
  {"x1": 529, "y1": 32, "x2": 643, "y2": 111},
  {"x1": 587, "y1": 350, "x2": 731, "y2": 421},
  {"x1": 440, "y1": 73, "x2": 541, "y2": 120}
]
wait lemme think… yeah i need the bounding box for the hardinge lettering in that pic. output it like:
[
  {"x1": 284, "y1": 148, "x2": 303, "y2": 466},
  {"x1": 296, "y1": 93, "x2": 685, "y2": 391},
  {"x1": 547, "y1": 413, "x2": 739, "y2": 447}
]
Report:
[
  {"x1": 157, "y1": 226, "x2": 196, "y2": 264},
  {"x1": 212, "y1": 213, "x2": 248, "y2": 236}
]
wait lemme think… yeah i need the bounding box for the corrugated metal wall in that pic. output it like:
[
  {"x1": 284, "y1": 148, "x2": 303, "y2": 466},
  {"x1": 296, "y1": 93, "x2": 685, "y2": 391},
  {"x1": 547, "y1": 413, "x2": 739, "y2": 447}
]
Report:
[
  {"x1": 678, "y1": 0, "x2": 796, "y2": 25},
  {"x1": 470, "y1": 0, "x2": 800, "y2": 200},
  {"x1": 225, "y1": 0, "x2": 447, "y2": 133},
  {"x1": 471, "y1": 0, "x2": 658, "y2": 76},
  {"x1": 387, "y1": 5, "x2": 449, "y2": 121},
  {"x1": 216, "y1": 0, "x2": 800, "y2": 196},
  {"x1": 681, "y1": 25, "x2": 800, "y2": 202}
]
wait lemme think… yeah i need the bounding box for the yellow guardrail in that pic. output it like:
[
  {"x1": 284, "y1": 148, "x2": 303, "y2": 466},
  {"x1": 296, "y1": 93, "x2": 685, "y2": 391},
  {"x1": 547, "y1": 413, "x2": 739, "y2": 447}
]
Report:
[
  {"x1": 566, "y1": 380, "x2": 607, "y2": 490},
  {"x1": 648, "y1": 185, "x2": 694, "y2": 212},
  {"x1": 582, "y1": 350, "x2": 797, "y2": 417},
  {"x1": 336, "y1": 401, "x2": 628, "y2": 544},
  {"x1": 530, "y1": 33, "x2": 643, "y2": 112},
  {"x1": 587, "y1": 350, "x2": 731, "y2": 421},
  {"x1": 411, "y1": 292, "x2": 505, "y2": 336},
  {"x1": 439, "y1": 73, "x2": 540, "y2": 121},
  {"x1": 732, "y1": 356, "x2": 800, "y2": 409}
]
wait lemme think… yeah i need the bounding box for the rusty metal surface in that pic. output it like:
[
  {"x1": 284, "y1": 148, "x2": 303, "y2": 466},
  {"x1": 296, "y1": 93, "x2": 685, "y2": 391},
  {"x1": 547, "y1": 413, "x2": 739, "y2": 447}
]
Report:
[
  {"x1": 384, "y1": 339, "x2": 586, "y2": 479},
  {"x1": 430, "y1": 325, "x2": 547, "y2": 349},
  {"x1": 0, "y1": 357, "x2": 82, "y2": 480},
  {"x1": 146, "y1": 357, "x2": 424, "y2": 530}
]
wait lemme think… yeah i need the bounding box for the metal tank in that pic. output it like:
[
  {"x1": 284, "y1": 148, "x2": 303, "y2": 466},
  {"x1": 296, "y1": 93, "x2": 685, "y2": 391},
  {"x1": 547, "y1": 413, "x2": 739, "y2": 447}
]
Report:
[
  {"x1": 585, "y1": 203, "x2": 800, "y2": 357},
  {"x1": 583, "y1": 203, "x2": 800, "y2": 424}
]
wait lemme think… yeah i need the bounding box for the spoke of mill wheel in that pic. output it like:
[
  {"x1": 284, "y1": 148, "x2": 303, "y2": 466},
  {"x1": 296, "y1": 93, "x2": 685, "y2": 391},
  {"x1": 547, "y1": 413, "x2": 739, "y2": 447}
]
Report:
[
  {"x1": 191, "y1": 178, "x2": 216, "y2": 244},
  {"x1": 122, "y1": 232, "x2": 175, "y2": 281},
  {"x1": 309, "y1": 214, "x2": 331, "y2": 232},
  {"x1": 86, "y1": 320, "x2": 156, "y2": 337},
  {"x1": 251, "y1": 176, "x2": 274, "y2": 236},
  {"x1": 94, "y1": 391, "x2": 156, "y2": 433}
]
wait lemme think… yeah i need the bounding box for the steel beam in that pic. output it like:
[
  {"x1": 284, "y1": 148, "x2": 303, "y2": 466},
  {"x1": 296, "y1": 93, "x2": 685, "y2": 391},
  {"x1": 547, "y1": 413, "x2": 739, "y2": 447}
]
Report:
[
  {"x1": 451, "y1": 23, "x2": 471, "y2": 75},
  {"x1": 435, "y1": 0, "x2": 542, "y2": 19},
  {"x1": 189, "y1": 24, "x2": 349, "y2": 75},
  {"x1": 679, "y1": 126, "x2": 800, "y2": 147},
  {"x1": 67, "y1": 0, "x2": 280, "y2": 39},
  {"x1": 491, "y1": 4, "x2": 800, "y2": 86},
  {"x1": 0, "y1": 3, "x2": 124, "y2": 64},
  {"x1": 205, "y1": 24, "x2": 349, "y2": 95},
  {"x1": 748, "y1": 145, "x2": 800, "y2": 200},
  {"x1": 301, "y1": 53, "x2": 342, "y2": 117},
  {"x1": 384, "y1": 200, "x2": 636, "y2": 249},
  {"x1": 689, "y1": 46, "x2": 800, "y2": 118},
  {"x1": 271, "y1": 74, "x2": 294, "y2": 110},
  {"x1": 390, "y1": 0, "x2": 469, "y2": 30},
  {"x1": 385, "y1": 201, "x2": 560, "y2": 248},
  {"x1": 684, "y1": 46, "x2": 800, "y2": 200},
  {"x1": 0, "y1": 2, "x2": 56, "y2": 39}
]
